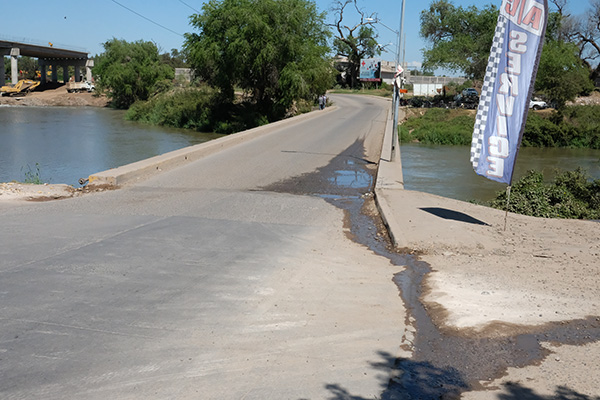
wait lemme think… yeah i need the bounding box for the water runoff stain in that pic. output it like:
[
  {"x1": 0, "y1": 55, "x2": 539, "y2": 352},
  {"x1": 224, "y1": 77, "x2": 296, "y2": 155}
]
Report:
[{"x1": 262, "y1": 139, "x2": 600, "y2": 399}]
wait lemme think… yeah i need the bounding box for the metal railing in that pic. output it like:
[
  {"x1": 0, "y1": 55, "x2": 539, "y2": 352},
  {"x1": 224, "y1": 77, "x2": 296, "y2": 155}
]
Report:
[{"x1": 0, "y1": 35, "x2": 88, "y2": 53}]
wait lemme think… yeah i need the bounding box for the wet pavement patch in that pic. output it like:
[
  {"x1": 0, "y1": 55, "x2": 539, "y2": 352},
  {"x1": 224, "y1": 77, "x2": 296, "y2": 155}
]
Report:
[{"x1": 261, "y1": 140, "x2": 600, "y2": 399}]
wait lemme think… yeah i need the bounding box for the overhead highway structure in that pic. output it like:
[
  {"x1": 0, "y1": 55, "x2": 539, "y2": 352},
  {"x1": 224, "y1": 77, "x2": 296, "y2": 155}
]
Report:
[{"x1": 0, "y1": 39, "x2": 92, "y2": 86}]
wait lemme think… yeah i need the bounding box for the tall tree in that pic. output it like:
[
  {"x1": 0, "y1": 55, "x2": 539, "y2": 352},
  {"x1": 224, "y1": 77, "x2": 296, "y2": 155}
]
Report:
[
  {"x1": 536, "y1": 40, "x2": 594, "y2": 109},
  {"x1": 419, "y1": 0, "x2": 499, "y2": 80},
  {"x1": 184, "y1": 0, "x2": 333, "y2": 114},
  {"x1": 568, "y1": 0, "x2": 600, "y2": 80},
  {"x1": 329, "y1": 0, "x2": 381, "y2": 88},
  {"x1": 94, "y1": 39, "x2": 174, "y2": 109},
  {"x1": 536, "y1": 1, "x2": 595, "y2": 109}
]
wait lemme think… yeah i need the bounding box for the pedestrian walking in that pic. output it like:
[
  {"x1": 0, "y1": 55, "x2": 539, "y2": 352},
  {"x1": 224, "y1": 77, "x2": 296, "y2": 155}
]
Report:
[{"x1": 318, "y1": 94, "x2": 327, "y2": 110}]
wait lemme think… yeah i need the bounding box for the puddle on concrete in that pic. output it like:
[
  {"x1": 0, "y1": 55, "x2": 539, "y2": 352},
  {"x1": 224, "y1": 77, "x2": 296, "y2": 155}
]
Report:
[
  {"x1": 327, "y1": 159, "x2": 373, "y2": 189},
  {"x1": 261, "y1": 139, "x2": 600, "y2": 399}
]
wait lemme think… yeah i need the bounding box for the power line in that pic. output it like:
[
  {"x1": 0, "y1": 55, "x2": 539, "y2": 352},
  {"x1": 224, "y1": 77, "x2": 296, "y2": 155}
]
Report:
[
  {"x1": 178, "y1": 0, "x2": 200, "y2": 14},
  {"x1": 109, "y1": 0, "x2": 184, "y2": 37}
]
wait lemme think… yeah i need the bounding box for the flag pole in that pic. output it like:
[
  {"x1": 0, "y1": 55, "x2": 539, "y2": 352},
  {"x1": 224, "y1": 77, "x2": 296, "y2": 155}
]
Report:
[{"x1": 503, "y1": 185, "x2": 512, "y2": 231}]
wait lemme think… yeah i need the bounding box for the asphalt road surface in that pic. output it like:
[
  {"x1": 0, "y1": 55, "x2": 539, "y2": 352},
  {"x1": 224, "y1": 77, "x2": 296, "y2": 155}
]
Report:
[{"x1": 0, "y1": 95, "x2": 409, "y2": 399}]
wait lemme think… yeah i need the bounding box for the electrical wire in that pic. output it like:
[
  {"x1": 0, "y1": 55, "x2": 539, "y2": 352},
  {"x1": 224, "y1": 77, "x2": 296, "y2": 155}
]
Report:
[
  {"x1": 109, "y1": 0, "x2": 184, "y2": 37},
  {"x1": 178, "y1": 0, "x2": 200, "y2": 13}
]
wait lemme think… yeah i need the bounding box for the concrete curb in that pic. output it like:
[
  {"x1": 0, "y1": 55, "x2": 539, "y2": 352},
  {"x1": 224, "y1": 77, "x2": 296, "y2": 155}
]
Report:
[
  {"x1": 88, "y1": 106, "x2": 338, "y2": 187},
  {"x1": 374, "y1": 106, "x2": 407, "y2": 249}
]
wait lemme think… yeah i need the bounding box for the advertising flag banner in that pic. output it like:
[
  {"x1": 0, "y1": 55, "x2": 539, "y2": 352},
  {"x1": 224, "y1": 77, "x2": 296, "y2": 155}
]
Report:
[
  {"x1": 470, "y1": 0, "x2": 548, "y2": 184},
  {"x1": 359, "y1": 58, "x2": 381, "y2": 82}
]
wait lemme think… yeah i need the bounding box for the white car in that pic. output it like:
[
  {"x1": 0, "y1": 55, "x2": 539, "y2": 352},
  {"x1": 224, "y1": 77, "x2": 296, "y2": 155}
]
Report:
[{"x1": 529, "y1": 99, "x2": 548, "y2": 110}]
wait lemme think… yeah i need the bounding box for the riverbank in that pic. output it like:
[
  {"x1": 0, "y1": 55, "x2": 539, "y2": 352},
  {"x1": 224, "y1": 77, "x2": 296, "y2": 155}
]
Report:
[
  {"x1": 375, "y1": 107, "x2": 600, "y2": 398},
  {"x1": 0, "y1": 85, "x2": 109, "y2": 107},
  {"x1": 374, "y1": 189, "x2": 600, "y2": 398}
]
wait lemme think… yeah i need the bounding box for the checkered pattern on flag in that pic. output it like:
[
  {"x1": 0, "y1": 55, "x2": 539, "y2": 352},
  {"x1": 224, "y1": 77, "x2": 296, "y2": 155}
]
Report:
[
  {"x1": 470, "y1": 0, "x2": 548, "y2": 185},
  {"x1": 470, "y1": 15, "x2": 508, "y2": 168}
]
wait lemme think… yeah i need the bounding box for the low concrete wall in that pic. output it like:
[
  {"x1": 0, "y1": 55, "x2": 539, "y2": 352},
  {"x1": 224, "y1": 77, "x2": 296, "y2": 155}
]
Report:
[{"x1": 373, "y1": 106, "x2": 406, "y2": 248}]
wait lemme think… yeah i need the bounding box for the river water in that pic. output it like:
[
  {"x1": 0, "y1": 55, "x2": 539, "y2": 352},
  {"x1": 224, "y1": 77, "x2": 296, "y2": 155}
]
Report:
[
  {"x1": 401, "y1": 143, "x2": 600, "y2": 201},
  {"x1": 1, "y1": 106, "x2": 599, "y2": 202},
  {"x1": 0, "y1": 106, "x2": 224, "y2": 186}
]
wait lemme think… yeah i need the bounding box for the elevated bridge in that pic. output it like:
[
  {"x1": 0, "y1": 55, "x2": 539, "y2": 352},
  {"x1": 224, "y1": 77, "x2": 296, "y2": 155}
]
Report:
[{"x1": 0, "y1": 39, "x2": 93, "y2": 86}]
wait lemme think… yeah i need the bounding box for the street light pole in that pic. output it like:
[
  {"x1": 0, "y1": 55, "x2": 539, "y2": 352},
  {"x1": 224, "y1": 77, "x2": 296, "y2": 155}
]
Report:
[{"x1": 367, "y1": 4, "x2": 406, "y2": 160}]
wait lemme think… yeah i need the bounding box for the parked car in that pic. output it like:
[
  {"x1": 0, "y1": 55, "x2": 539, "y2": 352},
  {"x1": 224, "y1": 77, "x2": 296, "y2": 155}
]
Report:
[
  {"x1": 529, "y1": 99, "x2": 548, "y2": 110},
  {"x1": 456, "y1": 88, "x2": 479, "y2": 109},
  {"x1": 462, "y1": 88, "x2": 479, "y2": 97}
]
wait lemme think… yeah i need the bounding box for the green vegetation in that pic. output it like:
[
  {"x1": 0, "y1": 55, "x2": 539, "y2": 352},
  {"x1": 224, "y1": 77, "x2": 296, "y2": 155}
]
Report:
[
  {"x1": 419, "y1": 0, "x2": 596, "y2": 107},
  {"x1": 126, "y1": 86, "x2": 278, "y2": 134},
  {"x1": 94, "y1": 39, "x2": 174, "y2": 109},
  {"x1": 22, "y1": 163, "x2": 45, "y2": 184},
  {"x1": 399, "y1": 108, "x2": 475, "y2": 145},
  {"x1": 523, "y1": 106, "x2": 600, "y2": 149},
  {"x1": 184, "y1": 0, "x2": 333, "y2": 118},
  {"x1": 420, "y1": 0, "x2": 499, "y2": 80},
  {"x1": 488, "y1": 168, "x2": 600, "y2": 219},
  {"x1": 400, "y1": 106, "x2": 600, "y2": 149},
  {"x1": 126, "y1": 86, "x2": 216, "y2": 131},
  {"x1": 3, "y1": 56, "x2": 39, "y2": 80},
  {"x1": 535, "y1": 38, "x2": 595, "y2": 110},
  {"x1": 125, "y1": 0, "x2": 333, "y2": 134}
]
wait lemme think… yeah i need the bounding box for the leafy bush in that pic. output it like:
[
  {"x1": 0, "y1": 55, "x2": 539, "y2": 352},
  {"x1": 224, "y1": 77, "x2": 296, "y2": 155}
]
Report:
[
  {"x1": 522, "y1": 106, "x2": 600, "y2": 149},
  {"x1": 400, "y1": 105, "x2": 600, "y2": 149},
  {"x1": 126, "y1": 86, "x2": 272, "y2": 134},
  {"x1": 488, "y1": 168, "x2": 600, "y2": 219},
  {"x1": 521, "y1": 113, "x2": 562, "y2": 147},
  {"x1": 126, "y1": 86, "x2": 215, "y2": 131},
  {"x1": 400, "y1": 108, "x2": 474, "y2": 145},
  {"x1": 94, "y1": 39, "x2": 174, "y2": 109}
]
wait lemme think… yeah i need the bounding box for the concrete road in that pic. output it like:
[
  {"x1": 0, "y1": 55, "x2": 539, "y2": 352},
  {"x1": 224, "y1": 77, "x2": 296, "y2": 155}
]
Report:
[{"x1": 0, "y1": 95, "x2": 409, "y2": 399}]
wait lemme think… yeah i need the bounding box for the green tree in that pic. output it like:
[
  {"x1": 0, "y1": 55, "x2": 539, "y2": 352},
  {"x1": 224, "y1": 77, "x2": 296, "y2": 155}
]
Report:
[
  {"x1": 330, "y1": 0, "x2": 381, "y2": 88},
  {"x1": 160, "y1": 48, "x2": 188, "y2": 69},
  {"x1": 3, "y1": 56, "x2": 39, "y2": 81},
  {"x1": 535, "y1": 40, "x2": 594, "y2": 109},
  {"x1": 184, "y1": 0, "x2": 333, "y2": 115},
  {"x1": 420, "y1": 0, "x2": 499, "y2": 80},
  {"x1": 534, "y1": 2, "x2": 594, "y2": 109},
  {"x1": 94, "y1": 39, "x2": 174, "y2": 109}
]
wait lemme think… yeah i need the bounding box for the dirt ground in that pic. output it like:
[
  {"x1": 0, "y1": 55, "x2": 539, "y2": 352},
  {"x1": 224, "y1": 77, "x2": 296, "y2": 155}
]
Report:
[
  {"x1": 387, "y1": 189, "x2": 600, "y2": 398},
  {"x1": 567, "y1": 90, "x2": 600, "y2": 106},
  {"x1": 0, "y1": 84, "x2": 109, "y2": 107}
]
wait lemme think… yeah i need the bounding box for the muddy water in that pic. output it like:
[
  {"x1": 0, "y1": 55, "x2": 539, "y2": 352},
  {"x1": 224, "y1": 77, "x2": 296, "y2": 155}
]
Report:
[
  {"x1": 0, "y1": 107, "x2": 223, "y2": 186},
  {"x1": 401, "y1": 144, "x2": 600, "y2": 202},
  {"x1": 2, "y1": 105, "x2": 598, "y2": 203},
  {"x1": 262, "y1": 139, "x2": 600, "y2": 399}
]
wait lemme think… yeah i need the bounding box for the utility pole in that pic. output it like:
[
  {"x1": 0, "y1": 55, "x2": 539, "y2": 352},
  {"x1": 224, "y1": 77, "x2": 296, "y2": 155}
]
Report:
[{"x1": 391, "y1": 0, "x2": 405, "y2": 161}]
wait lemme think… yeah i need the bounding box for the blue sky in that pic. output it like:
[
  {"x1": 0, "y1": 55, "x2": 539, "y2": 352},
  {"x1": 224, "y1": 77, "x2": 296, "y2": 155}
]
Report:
[{"x1": 1, "y1": 0, "x2": 589, "y2": 75}]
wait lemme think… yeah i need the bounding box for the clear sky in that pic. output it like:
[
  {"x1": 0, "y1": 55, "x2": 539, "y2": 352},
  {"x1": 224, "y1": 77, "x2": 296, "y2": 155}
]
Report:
[{"x1": 0, "y1": 0, "x2": 589, "y2": 75}]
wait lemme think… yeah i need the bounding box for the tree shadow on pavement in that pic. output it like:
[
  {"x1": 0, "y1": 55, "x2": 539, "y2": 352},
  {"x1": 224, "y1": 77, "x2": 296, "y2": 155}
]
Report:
[
  {"x1": 324, "y1": 351, "x2": 599, "y2": 400},
  {"x1": 497, "y1": 383, "x2": 600, "y2": 400},
  {"x1": 325, "y1": 351, "x2": 468, "y2": 400}
]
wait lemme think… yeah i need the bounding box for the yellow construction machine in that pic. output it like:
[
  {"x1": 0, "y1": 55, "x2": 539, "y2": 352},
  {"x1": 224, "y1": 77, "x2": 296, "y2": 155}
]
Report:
[{"x1": 0, "y1": 79, "x2": 40, "y2": 96}]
